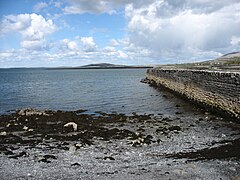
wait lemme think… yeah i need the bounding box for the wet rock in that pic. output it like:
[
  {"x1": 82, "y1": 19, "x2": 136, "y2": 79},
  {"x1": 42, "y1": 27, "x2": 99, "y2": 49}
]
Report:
[
  {"x1": 132, "y1": 112, "x2": 137, "y2": 116},
  {"x1": 0, "y1": 146, "x2": 14, "y2": 155},
  {"x1": 162, "y1": 95, "x2": 168, "y2": 98},
  {"x1": 168, "y1": 126, "x2": 181, "y2": 131},
  {"x1": 140, "y1": 78, "x2": 150, "y2": 84},
  {"x1": 17, "y1": 108, "x2": 50, "y2": 116},
  {"x1": 38, "y1": 154, "x2": 57, "y2": 163},
  {"x1": 74, "y1": 109, "x2": 87, "y2": 114},
  {"x1": 162, "y1": 117, "x2": 172, "y2": 122},
  {"x1": 156, "y1": 127, "x2": 168, "y2": 133},
  {"x1": 143, "y1": 135, "x2": 153, "y2": 145},
  {"x1": 9, "y1": 151, "x2": 27, "y2": 159},
  {"x1": 188, "y1": 124, "x2": 195, "y2": 127},
  {"x1": 167, "y1": 139, "x2": 240, "y2": 160}
]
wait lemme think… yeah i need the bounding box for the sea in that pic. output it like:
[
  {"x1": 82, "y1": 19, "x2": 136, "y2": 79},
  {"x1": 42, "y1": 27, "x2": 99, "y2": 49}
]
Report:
[{"x1": 0, "y1": 68, "x2": 199, "y2": 115}]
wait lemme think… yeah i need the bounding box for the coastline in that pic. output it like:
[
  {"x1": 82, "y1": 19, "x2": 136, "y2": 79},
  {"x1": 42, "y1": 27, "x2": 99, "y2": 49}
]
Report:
[
  {"x1": 0, "y1": 108, "x2": 240, "y2": 179},
  {"x1": 144, "y1": 67, "x2": 240, "y2": 121}
]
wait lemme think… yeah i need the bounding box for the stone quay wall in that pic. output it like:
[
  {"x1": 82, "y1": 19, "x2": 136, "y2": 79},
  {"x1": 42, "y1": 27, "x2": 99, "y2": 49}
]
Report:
[{"x1": 146, "y1": 68, "x2": 240, "y2": 120}]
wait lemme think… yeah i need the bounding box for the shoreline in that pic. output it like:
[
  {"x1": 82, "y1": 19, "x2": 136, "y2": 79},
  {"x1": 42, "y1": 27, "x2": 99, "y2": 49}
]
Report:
[
  {"x1": 0, "y1": 108, "x2": 240, "y2": 179},
  {"x1": 145, "y1": 68, "x2": 240, "y2": 121}
]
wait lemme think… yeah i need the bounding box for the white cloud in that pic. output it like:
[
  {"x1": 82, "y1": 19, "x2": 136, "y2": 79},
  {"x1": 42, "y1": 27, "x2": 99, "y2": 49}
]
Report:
[
  {"x1": 1, "y1": 0, "x2": 240, "y2": 67},
  {"x1": 33, "y1": 2, "x2": 48, "y2": 12},
  {"x1": 117, "y1": 50, "x2": 128, "y2": 59},
  {"x1": 0, "y1": 13, "x2": 57, "y2": 51},
  {"x1": 21, "y1": 40, "x2": 47, "y2": 50},
  {"x1": 0, "y1": 49, "x2": 15, "y2": 59},
  {"x1": 61, "y1": 39, "x2": 79, "y2": 51},
  {"x1": 103, "y1": 46, "x2": 116, "y2": 52},
  {"x1": 62, "y1": 0, "x2": 239, "y2": 63},
  {"x1": 125, "y1": 1, "x2": 240, "y2": 63},
  {"x1": 80, "y1": 37, "x2": 96, "y2": 52},
  {"x1": 64, "y1": 0, "x2": 109, "y2": 14},
  {"x1": 231, "y1": 36, "x2": 240, "y2": 46}
]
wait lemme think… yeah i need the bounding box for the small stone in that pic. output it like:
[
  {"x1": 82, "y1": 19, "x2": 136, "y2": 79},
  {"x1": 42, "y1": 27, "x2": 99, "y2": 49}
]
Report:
[
  {"x1": 64, "y1": 122, "x2": 77, "y2": 131},
  {"x1": 43, "y1": 155, "x2": 57, "y2": 159},
  {"x1": 162, "y1": 95, "x2": 168, "y2": 98},
  {"x1": 103, "y1": 156, "x2": 115, "y2": 160},
  {"x1": 9, "y1": 151, "x2": 27, "y2": 159},
  {"x1": 69, "y1": 145, "x2": 76, "y2": 153},
  {"x1": 38, "y1": 154, "x2": 56, "y2": 163},
  {"x1": 0, "y1": 131, "x2": 7, "y2": 136},
  {"x1": 28, "y1": 129, "x2": 34, "y2": 132},
  {"x1": 75, "y1": 143, "x2": 82, "y2": 148},
  {"x1": 71, "y1": 163, "x2": 81, "y2": 166},
  {"x1": 23, "y1": 126, "x2": 28, "y2": 130},
  {"x1": 168, "y1": 126, "x2": 181, "y2": 131}
]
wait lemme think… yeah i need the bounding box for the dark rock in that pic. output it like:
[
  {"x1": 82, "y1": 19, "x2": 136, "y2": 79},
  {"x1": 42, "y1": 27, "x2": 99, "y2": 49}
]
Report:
[
  {"x1": 168, "y1": 126, "x2": 181, "y2": 131},
  {"x1": 9, "y1": 151, "x2": 27, "y2": 159},
  {"x1": 166, "y1": 139, "x2": 240, "y2": 160},
  {"x1": 162, "y1": 95, "x2": 168, "y2": 98},
  {"x1": 143, "y1": 135, "x2": 153, "y2": 145},
  {"x1": 156, "y1": 127, "x2": 168, "y2": 133},
  {"x1": 103, "y1": 156, "x2": 115, "y2": 160},
  {"x1": 140, "y1": 78, "x2": 150, "y2": 84},
  {"x1": 137, "y1": 128, "x2": 145, "y2": 132},
  {"x1": 38, "y1": 158, "x2": 51, "y2": 163},
  {"x1": 74, "y1": 109, "x2": 87, "y2": 114},
  {"x1": 38, "y1": 154, "x2": 56, "y2": 163},
  {"x1": 43, "y1": 154, "x2": 57, "y2": 159},
  {"x1": 71, "y1": 163, "x2": 81, "y2": 166}
]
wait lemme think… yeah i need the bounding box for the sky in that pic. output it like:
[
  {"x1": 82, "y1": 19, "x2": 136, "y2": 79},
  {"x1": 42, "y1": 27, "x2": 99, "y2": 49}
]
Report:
[{"x1": 0, "y1": 0, "x2": 240, "y2": 68}]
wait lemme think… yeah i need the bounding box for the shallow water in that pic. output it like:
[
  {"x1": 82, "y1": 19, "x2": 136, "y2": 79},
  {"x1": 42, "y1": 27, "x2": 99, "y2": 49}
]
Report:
[
  {"x1": 0, "y1": 68, "x2": 194, "y2": 115},
  {"x1": 1, "y1": 68, "x2": 240, "y2": 179}
]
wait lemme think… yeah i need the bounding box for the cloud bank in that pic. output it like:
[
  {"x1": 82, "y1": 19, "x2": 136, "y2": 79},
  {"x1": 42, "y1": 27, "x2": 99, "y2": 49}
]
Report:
[
  {"x1": 0, "y1": 0, "x2": 240, "y2": 67},
  {"x1": 1, "y1": 13, "x2": 57, "y2": 51}
]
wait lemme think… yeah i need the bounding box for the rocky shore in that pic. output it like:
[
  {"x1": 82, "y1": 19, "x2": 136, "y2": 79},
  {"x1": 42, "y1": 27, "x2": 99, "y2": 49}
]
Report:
[{"x1": 0, "y1": 108, "x2": 240, "y2": 179}]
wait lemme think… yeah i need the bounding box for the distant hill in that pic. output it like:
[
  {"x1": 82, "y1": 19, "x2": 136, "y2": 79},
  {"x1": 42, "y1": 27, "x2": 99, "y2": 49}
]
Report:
[
  {"x1": 54, "y1": 63, "x2": 153, "y2": 69},
  {"x1": 157, "y1": 52, "x2": 240, "y2": 71},
  {"x1": 80, "y1": 63, "x2": 127, "y2": 68},
  {"x1": 200, "y1": 52, "x2": 240, "y2": 66}
]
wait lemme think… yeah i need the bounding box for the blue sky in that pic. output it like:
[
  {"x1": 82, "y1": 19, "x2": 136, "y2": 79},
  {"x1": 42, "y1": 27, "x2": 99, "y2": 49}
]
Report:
[{"x1": 0, "y1": 0, "x2": 240, "y2": 67}]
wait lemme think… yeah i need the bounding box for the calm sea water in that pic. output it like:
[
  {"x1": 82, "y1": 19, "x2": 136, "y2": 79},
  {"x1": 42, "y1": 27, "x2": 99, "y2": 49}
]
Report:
[{"x1": 0, "y1": 68, "x2": 195, "y2": 115}]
